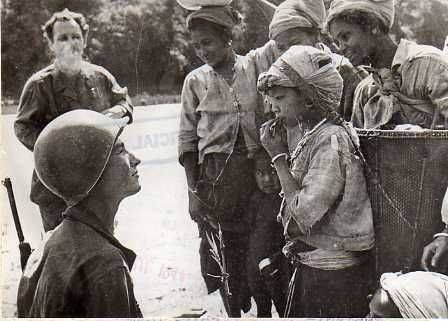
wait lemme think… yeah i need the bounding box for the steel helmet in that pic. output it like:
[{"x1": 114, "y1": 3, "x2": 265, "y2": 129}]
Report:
[{"x1": 34, "y1": 110, "x2": 128, "y2": 206}]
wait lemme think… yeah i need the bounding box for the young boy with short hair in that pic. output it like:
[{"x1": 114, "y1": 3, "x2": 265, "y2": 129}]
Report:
[{"x1": 247, "y1": 150, "x2": 289, "y2": 317}]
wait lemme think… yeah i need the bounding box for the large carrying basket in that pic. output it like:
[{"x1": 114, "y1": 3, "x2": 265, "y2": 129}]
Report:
[{"x1": 357, "y1": 129, "x2": 448, "y2": 278}]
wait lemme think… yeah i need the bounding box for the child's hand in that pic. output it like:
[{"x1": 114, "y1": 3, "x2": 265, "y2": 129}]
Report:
[
  {"x1": 260, "y1": 119, "x2": 288, "y2": 158},
  {"x1": 421, "y1": 236, "x2": 448, "y2": 272}
]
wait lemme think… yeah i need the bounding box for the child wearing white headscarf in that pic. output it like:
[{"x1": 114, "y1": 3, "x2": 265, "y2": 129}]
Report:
[{"x1": 258, "y1": 45, "x2": 374, "y2": 317}]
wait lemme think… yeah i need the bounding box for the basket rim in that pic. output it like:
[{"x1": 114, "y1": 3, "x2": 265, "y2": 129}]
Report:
[{"x1": 356, "y1": 129, "x2": 448, "y2": 138}]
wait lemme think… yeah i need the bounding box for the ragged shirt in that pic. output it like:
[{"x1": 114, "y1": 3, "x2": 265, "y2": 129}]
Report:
[
  {"x1": 178, "y1": 40, "x2": 359, "y2": 163},
  {"x1": 178, "y1": 42, "x2": 278, "y2": 164},
  {"x1": 352, "y1": 39, "x2": 448, "y2": 129},
  {"x1": 15, "y1": 61, "x2": 133, "y2": 151},
  {"x1": 17, "y1": 205, "x2": 142, "y2": 318},
  {"x1": 248, "y1": 190, "x2": 284, "y2": 264},
  {"x1": 280, "y1": 122, "x2": 374, "y2": 262}
]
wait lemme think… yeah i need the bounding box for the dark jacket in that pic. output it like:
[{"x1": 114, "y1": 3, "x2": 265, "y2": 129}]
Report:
[
  {"x1": 248, "y1": 191, "x2": 284, "y2": 264},
  {"x1": 15, "y1": 61, "x2": 133, "y2": 152},
  {"x1": 17, "y1": 205, "x2": 142, "y2": 318},
  {"x1": 282, "y1": 123, "x2": 375, "y2": 252}
]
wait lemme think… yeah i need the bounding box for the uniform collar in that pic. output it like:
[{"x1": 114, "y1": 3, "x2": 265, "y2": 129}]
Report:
[
  {"x1": 62, "y1": 204, "x2": 137, "y2": 270},
  {"x1": 51, "y1": 61, "x2": 94, "y2": 93}
]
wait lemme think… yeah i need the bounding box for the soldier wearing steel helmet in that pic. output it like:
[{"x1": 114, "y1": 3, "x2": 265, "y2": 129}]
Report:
[
  {"x1": 14, "y1": 9, "x2": 133, "y2": 232},
  {"x1": 17, "y1": 110, "x2": 142, "y2": 318}
]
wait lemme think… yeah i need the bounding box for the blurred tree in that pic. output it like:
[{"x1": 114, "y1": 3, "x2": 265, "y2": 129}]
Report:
[
  {"x1": 2, "y1": 0, "x2": 448, "y2": 100},
  {"x1": 90, "y1": 0, "x2": 173, "y2": 95},
  {"x1": 2, "y1": 0, "x2": 49, "y2": 98},
  {"x1": 395, "y1": 0, "x2": 448, "y2": 49},
  {"x1": 234, "y1": 0, "x2": 271, "y2": 51}
]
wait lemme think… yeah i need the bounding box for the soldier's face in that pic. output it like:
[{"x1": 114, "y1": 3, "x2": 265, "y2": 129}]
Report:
[
  {"x1": 50, "y1": 19, "x2": 85, "y2": 70},
  {"x1": 100, "y1": 140, "x2": 141, "y2": 200}
]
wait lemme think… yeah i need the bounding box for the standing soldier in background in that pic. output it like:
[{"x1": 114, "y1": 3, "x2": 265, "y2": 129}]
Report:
[{"x1": 14, "y1": 9, "x2": 133, "y2": 231}]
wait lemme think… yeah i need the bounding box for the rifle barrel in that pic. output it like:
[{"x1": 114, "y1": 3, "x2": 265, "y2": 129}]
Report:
[{"x1": 2, "y1": 177, "x2": 25, "y2": 243}]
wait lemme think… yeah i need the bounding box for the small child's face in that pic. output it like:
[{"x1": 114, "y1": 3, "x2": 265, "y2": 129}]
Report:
[{"x1": 254, "y1": 158, "x2": 281, "y2": 194}]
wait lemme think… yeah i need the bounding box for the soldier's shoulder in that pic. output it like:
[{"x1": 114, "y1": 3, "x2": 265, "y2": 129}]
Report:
[
  {"x1": 25, "y1": 64, "x2": 55, "y2": 85},
  {"x1": 81, "y1": 61, "x2": 114, "y2": 79},
  {"x1": 52, "y1": 222, "x2": 126, "y2": 265}
]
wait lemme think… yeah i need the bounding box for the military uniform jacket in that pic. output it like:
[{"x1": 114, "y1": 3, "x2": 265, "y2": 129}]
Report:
[
  {"x1": 17, "y1": 205, "x2": 142, "y2": 318},
  {"x1": 14, "y1": 61, "x2": 133, "y2": 151}
]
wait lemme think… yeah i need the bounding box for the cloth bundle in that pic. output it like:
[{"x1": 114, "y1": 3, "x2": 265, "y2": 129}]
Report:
[{"x1": 380, "y1": 271, "x2": 448, "y2": 318}]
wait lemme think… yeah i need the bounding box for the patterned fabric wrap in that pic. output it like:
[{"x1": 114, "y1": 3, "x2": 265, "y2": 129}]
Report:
[
  {"x1": 326, "y1": 0, "x2": 395, "y2": 29},
  {"x1": 186, "y1": 5, "x2": 239, "y2": 30},
  {"x1": 380, "y1": 271, "x2": 448, "y2": 318},
  {"x1": 269, "y1": 0, "x2": 326, "y2": 39},
  {"x1": 257, "y1": 45, "x2": 343, "y2": 114},
  {"x1": 351, "y1": 39, "x2": 448, "y2": 129}
]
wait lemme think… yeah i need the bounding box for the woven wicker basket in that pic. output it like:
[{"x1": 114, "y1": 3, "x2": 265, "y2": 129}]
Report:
[{"x1": 357, "y1": 129, "x2": 448, "y2": 277}]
